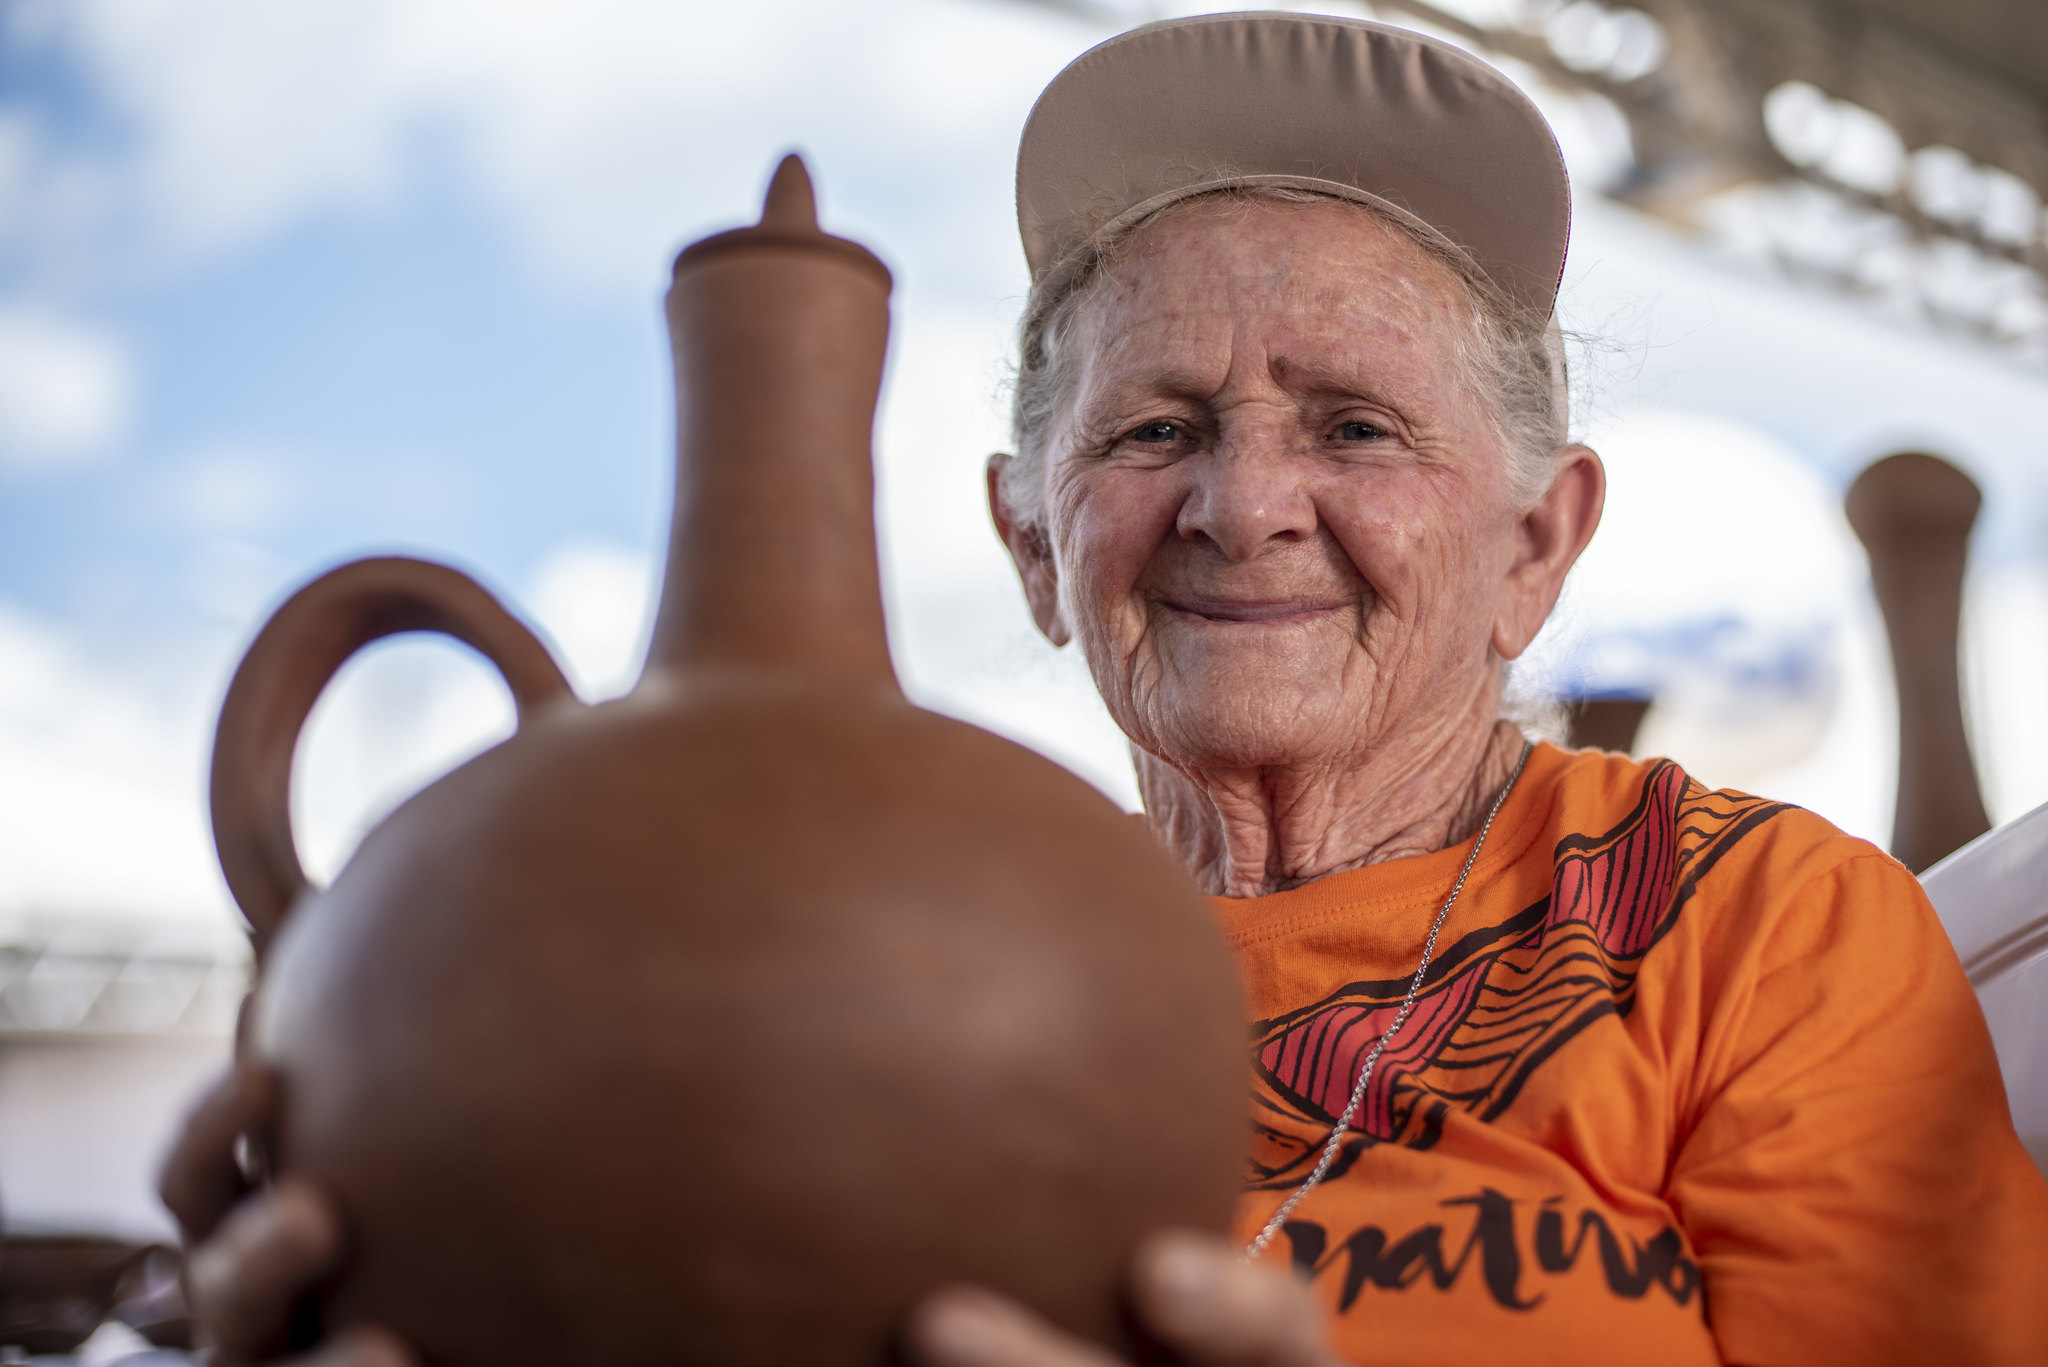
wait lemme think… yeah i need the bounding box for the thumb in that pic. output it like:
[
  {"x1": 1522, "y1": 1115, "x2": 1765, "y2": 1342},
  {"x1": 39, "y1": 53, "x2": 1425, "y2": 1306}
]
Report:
[{"x1": 1129, "y1": 1231, "x2": 1332, "y2": 1367}]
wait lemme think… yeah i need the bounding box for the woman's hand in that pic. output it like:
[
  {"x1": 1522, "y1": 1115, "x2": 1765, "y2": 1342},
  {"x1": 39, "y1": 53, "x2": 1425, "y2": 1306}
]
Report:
[
  {"x1": 159, "y1": 1064, "x2": 409, "y2": 1367},
  {"x1": 907, "y1": 1231, "x2": 1340, "y2": 1367},
  {"x1": 164, "y1": 1084, "x2": 1316, "y2": 1367}
]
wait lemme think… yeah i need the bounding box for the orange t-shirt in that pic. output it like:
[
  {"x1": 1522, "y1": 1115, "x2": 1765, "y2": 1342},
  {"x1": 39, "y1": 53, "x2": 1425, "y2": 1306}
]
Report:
[{"x1": 1219, "y1": 742, "x2": 2048, "y2": 1366}]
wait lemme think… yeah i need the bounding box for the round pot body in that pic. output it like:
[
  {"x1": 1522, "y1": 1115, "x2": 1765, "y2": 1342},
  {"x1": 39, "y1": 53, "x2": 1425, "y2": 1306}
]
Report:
[{"x1": 258, "y1": 673, "x2": 1246, "y2": 1367}]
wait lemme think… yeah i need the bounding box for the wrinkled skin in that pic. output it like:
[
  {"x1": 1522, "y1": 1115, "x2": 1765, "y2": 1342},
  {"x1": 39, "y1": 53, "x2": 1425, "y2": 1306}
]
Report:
[
  {"x1": 165, "y1": 198, "x2": 1601, "y2": 1367},
  {"x1": 992, "y1": 198, "x2": 1603, "y2": 897}
]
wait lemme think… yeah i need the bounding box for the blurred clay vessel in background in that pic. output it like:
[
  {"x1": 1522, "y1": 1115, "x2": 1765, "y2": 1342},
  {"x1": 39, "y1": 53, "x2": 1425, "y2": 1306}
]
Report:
[
  {"x1": 1846, "y1": 451, "x2": 1992, "y2": 874},
  {"x1": 205, "y1": 156, "x2": 1245, "y2": 1367}
]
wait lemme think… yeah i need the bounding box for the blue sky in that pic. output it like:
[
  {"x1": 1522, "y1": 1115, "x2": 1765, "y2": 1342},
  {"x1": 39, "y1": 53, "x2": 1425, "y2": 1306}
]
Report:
[{"x1": 8, "y1": 0, "x2": 2048, "y2": 930}]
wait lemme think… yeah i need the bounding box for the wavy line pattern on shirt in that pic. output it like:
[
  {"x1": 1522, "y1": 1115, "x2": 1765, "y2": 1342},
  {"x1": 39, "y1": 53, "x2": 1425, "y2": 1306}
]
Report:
[{"x1": 1247, "y1": 761, "x2": 1787, "y2": 1189}]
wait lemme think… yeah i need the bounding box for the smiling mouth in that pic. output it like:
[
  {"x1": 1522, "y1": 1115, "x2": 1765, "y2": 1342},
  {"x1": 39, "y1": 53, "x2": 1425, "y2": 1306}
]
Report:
[{"x1": 1163, "y1": 598, "x2": 1347, "y2": 625}]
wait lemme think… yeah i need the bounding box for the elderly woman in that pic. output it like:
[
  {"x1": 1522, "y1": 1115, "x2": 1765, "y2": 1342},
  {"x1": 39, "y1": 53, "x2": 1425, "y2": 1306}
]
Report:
[{"x1": 164, "y1": 14, "x2": 2047, "y2": 1367}]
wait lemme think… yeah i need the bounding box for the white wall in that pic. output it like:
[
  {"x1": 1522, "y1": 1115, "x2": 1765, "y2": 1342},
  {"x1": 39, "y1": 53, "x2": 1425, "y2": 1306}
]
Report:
[{"x1": 0, "y1": 1033, "x2": 230, "y2": 1241}]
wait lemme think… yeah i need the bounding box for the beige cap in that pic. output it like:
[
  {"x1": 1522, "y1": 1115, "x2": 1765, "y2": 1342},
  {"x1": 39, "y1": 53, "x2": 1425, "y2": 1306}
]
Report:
[{"x1": 1016, "y1": 11, "x2": 1572, "y2": 318}]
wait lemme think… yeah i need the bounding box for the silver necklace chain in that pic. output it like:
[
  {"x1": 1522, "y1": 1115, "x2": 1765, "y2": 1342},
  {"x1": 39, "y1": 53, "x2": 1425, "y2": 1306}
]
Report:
[{"x1": 1242, "y1": 738, "x2": 1534, "y2": 1262}]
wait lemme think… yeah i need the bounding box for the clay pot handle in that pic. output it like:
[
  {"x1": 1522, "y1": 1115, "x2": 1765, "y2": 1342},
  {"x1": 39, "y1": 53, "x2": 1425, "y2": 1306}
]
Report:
[{"x1": 210, "y1": 556, "x2": 575, "y2": 956}]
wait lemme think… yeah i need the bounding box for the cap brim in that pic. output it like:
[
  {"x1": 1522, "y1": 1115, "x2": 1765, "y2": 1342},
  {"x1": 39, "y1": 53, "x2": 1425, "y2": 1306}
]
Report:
[{"x1": 1016, "y1": 12, "x2": 1572, "y2": 319}]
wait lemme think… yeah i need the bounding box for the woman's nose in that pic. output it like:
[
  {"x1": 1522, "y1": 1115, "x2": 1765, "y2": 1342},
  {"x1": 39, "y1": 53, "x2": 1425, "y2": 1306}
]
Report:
[{"x1": 1175, "y1": 437, "x2": 1318, "y2": 562}]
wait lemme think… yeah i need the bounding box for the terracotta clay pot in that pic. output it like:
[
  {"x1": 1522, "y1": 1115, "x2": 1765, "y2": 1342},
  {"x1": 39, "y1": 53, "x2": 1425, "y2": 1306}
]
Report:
[
  {"x1": 208, "y1": 157, "x2": 1245, "y2": 1367},
  {"x1": 1845, "y1": 451, "x2": 1991, "y2": 873},
  {"x1": 0, "y1": 1235, "x2": 176, "y2": 1354}
]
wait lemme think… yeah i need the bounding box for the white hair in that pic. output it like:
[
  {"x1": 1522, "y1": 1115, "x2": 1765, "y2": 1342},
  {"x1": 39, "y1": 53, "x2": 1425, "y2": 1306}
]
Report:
[{"x1": 1001, "y1": 186, "x2": 1570, "y2": 527}]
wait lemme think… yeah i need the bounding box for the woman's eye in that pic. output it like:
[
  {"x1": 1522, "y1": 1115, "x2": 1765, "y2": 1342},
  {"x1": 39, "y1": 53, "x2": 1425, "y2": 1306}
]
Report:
[
  {"x1": 1129, "y1": 421, "x2": 1181, "y2": 444},
  {"x1": 1337, "y1": 420, "x2": 1386, "y2": 442}
]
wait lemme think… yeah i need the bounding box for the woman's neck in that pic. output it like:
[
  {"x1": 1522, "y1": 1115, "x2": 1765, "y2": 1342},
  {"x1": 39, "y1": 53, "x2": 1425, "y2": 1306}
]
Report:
[{"x1": 1136, "y1": 692, "x2": 1528, "y2": 899}]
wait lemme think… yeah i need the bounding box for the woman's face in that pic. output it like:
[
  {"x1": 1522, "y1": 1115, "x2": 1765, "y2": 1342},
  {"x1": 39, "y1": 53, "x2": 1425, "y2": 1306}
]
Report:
[{"x1": 1009, "y1": 199, "x2": 1545, "y2": 775}]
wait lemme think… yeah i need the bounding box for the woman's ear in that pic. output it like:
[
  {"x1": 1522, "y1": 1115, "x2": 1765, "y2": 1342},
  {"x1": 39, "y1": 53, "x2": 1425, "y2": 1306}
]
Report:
[
  {"x1": 987, "y1": 453, "x2": 1071, "y2": 646},
  {"x1": 1492, "y1": 444, "x2": 1605, "y2": 661}
]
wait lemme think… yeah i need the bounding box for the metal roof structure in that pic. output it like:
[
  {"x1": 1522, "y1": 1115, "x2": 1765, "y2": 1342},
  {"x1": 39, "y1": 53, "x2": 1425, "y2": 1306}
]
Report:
[
  {"x1": 1009, "y1": 0, "x2": 2048, "y2": 363},
  {"x1": 0, "y1": 915, "x2": 246, "y2": 1038}
]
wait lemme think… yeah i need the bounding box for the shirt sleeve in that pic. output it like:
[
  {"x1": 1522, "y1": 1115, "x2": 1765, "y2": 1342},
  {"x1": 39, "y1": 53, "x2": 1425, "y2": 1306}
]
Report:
[{"x1": 1667, "y1": 850, "x2": 2048, "y2": 1367}]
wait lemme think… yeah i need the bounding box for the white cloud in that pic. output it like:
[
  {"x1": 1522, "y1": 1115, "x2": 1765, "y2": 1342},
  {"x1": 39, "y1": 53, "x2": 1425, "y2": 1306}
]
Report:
[
  {"x1": 0, "y1": 309, "x2": 131, "y2": 468},
  {"x1": 0, "y1": 111, "x2": 35, "y2": 217},
  {"x1": 17, "y1": 0, "x2": 1084, "y2": 294},
  {"x1": 525, "y1": 539, "x2": 654, "y2": 701},
  {"x1": 164, "y1": 445, "x2": 303, "y2": 534},
  {"x1": 182, "y1": 537, "x2": 293, "y2": 623},
  {"x1": 876, "y1": 311, "x2": 1140, "y2": 808},
  {"x1": 0, "y1": 602, "x2": 229, "y2": 921},
  {"x1": 22, "y1": 0, "x2": 416, "y2": 259}
]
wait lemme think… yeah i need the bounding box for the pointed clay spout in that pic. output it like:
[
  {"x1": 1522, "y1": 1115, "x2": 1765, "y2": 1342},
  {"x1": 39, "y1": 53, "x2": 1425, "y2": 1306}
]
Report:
[
  {"x1": 1846, "y1": 451, "x2": 1991, "y2": 873},
  {"x1": 644, "y1": 154, "x2": 897, "y2": 685},
  {"x1": 759, "y1": 154, "x2": 816, "y2": 230}
]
